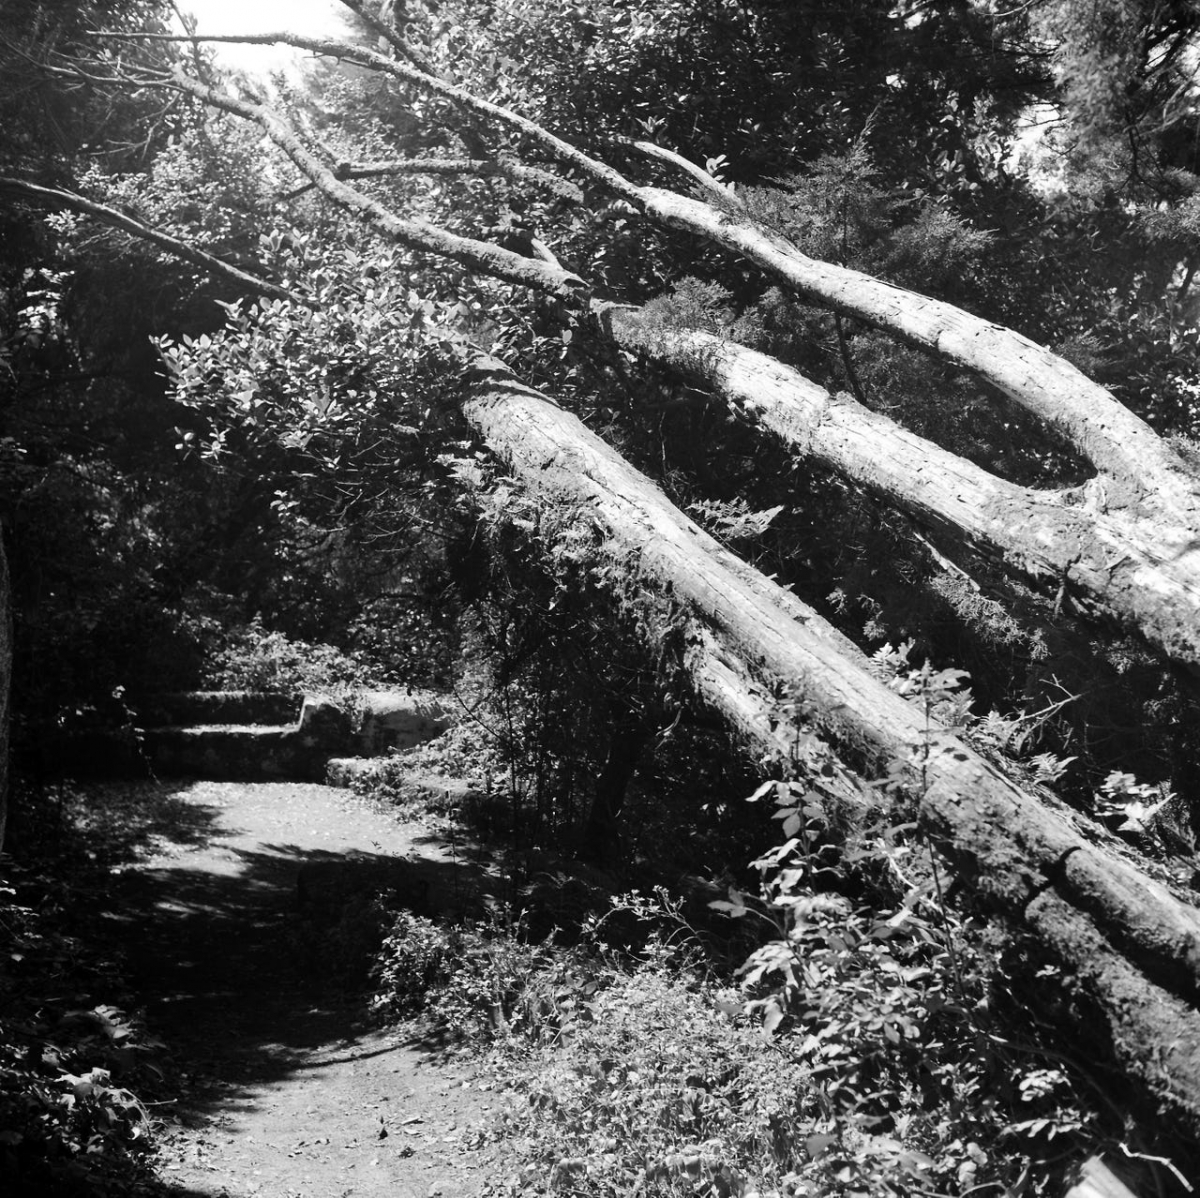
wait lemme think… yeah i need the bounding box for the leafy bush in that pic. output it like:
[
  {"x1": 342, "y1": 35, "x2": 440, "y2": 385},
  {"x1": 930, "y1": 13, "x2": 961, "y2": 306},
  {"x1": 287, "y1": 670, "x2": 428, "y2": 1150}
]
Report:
[
  {"x1": 500, "y1": 952, "x2": 813, "y2": 1198},
  {"x1": 204, "y1": 616, "x2": 378, "y2": 705},
  {"x1": 371, "y1": 911, "x2": 463, "y2": 1017},
  {"x1": 371, "y1": 905, "x2": 584, "y2": 1043},
  {"x1": 0, "y1": 857, "x2": 162, "y2": 1195}
]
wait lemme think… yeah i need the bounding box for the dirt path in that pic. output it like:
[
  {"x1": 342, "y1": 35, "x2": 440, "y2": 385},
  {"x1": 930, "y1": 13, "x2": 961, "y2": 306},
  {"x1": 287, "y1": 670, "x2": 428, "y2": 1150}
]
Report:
[{"x1": 95, "y1": 780, "x2": 508, "y2": 1198}]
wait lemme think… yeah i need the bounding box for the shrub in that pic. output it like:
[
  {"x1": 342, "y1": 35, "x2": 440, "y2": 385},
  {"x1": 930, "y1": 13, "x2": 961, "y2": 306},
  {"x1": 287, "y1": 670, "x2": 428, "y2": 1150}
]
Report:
[
  {"x1": 205, "y1": 616, "x2": 372, "y2": 694},
  {"x1": 370, "y1": 911, "x2": 462, "y2": 1018},
  {"x1": 371, "y1": 906, "x2": 585, "y2": 1043},
  {"x1": 0, "y1": 856, "x2": 162, "y2": 1196},
  {"x1": 500, "y1": 951, "x2": 813, "y2": 1198}
]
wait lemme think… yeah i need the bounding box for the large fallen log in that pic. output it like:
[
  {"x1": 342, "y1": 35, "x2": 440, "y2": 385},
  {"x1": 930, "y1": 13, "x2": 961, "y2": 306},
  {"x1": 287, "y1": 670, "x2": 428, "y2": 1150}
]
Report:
[
  {"x1": 600, "y1": 303, "x2": 1200, "y2": 669},
  {"x1": 461, "y1": 351, "x2": 1200, "y2": 1131},
  {"x1": 19, "y1": 21, "x2": 1200, "y2": 1126},
  {"x1": 70, "y1": 35, "x2": 1200, "y2": 674}
]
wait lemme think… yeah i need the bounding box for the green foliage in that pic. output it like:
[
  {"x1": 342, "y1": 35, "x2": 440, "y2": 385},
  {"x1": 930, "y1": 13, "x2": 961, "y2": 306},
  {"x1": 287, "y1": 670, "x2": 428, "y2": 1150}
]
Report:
[
  {"x1": 0, "y1": 850, "x2": 162, "y2": 1195},
  {"x1": 728, "y1": 827, "x2": 1014, "y2": 1191},
  {"x1": 1033, "y1": 0, "x2": 1200, "y2": 170},
  {"x1": 503, "y1": 954, "x2": 813, "y2": 1198},
  {"x1": 741, "y1": 143, "x2": 892, "y2": 266},
  {"x1": 154, "y1": 232, "x2": 474, "y2": 650},
  {"x1": 204, "y1": 616, "x2": 375, "y2": 697},
  {"x1": 687, "y1": 498, "x2": 785, "y2": 546},
  {"x1": 371, "y1": 910, "x2": 462, "y2": 1017},
  {"x1": 372, "y1": 905, "x2": 583, "y2": 1043}
]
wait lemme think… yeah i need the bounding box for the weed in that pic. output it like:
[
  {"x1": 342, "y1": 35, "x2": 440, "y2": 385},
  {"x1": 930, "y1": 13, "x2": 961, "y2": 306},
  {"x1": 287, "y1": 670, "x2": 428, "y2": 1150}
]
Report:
[
  {"x1": 500, "y1": 954, "x2": 812, "y2": 1197},
  {"x1": 372, "y1": 904, "x2": 597, "y2": 1044}
]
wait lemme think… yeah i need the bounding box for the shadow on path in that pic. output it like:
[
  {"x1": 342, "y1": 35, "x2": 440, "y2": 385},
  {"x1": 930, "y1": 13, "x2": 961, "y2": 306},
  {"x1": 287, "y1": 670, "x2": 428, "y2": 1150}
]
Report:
[{"x1": 79, "y1": 780, "x2": 504, "y2": 1196}]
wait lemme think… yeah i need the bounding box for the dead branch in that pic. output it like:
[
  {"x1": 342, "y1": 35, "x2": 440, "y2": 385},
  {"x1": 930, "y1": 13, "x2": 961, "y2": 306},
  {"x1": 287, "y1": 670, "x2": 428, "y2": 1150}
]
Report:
[{"x1": 0, "y1": 176, "x2": 300, "y2": 303}]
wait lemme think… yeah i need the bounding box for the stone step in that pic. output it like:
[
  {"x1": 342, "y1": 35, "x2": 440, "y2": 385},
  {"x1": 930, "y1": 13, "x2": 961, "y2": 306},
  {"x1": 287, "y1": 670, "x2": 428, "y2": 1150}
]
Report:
[
  {"x1": 141, "y1": 695, "x2": 352, "y2": 781},
  {"x1": 142, "y1": 724, "x2": 324, "y2": 782},
  {"x1": 37, "y1": 691, "x2": 457, "y2": 780}
]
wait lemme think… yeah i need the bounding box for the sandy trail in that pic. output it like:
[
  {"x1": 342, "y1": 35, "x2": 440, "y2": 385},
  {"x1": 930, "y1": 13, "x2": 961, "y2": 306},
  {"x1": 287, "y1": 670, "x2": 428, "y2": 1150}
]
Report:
[{"x1": 97, "y1": 780, "x2": 505, "y2": 1198}]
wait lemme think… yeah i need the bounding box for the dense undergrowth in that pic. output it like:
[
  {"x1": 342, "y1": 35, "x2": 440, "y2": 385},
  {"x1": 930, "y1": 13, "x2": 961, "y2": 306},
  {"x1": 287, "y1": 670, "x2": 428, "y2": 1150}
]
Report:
[
  {"x1": 364, "y1": 832, "x2": 1140, "y2": 1197},
  {"x1": 4, "y1": 623, "x2": 1199, "y2": 1196},
  {"x1": 355, "y1": 657, "x2": 1199, "y2": 1198},
  {"x1": 0, "y1": 789, "x2": 167, "y2": 1196}
]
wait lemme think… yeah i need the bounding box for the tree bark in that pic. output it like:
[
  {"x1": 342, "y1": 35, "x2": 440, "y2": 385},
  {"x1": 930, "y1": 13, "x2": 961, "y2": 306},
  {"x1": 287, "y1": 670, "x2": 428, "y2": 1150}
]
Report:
[
  {"x1": 599, "y1": 303, "x2": 1200, "y2": 670},
  {"x1": 461, "y1": 351, "x2": 1200, "y2": 1131},
  {"x1": 0, "y1": 533, "x2": 10, "y2": 853}
]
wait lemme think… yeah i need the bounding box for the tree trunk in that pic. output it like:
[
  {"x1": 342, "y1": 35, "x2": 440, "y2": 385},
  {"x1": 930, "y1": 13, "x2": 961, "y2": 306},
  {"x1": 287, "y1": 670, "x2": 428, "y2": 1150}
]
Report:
[
  {"x1": 599, "y1": 303, "x2": 1200, "y2": 671},
  {"x1": 461, "y1": 351, "x2": 1200, "y2": 1132},
  {"x1": 0, "y1": 533, "x2": 10, "y2": 853}
]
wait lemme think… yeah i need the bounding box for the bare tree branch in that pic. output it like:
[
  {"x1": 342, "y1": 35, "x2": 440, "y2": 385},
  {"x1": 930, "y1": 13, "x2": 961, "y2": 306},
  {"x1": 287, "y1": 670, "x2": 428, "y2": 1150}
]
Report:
[
  {"x1": 164, "y1": 67, "x2": 587, "y2": 301},
  {"x1": 27, "y1": 26, "x2": 1200, "y2": 665},
  {"x1": 335, "y1": 0, "x2": 441, "y2": 78},
  {"x1": 621, "y1": 138, "x2": 746, "y2": 209},
  {"x1": 332, "y1": 156, "x2": 582, "y2": 203},
  {"x1": 90, "y1": 30, "x2": 649, "y2": 206},
  {"x1": 0, "y1": 176, "x2": 301, "y2": 303}
]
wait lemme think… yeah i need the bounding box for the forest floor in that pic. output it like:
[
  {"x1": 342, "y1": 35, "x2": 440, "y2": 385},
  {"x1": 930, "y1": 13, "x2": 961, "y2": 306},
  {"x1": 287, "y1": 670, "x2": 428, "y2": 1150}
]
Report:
[{"x1": 89, "y1": 779, "x2": 509, "y2": 1198}]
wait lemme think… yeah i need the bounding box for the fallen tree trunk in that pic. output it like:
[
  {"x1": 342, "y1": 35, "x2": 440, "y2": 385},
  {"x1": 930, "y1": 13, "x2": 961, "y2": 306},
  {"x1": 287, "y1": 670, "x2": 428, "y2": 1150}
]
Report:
[
  {"x1": 77, "y1": 42, "x2": 1200, "y2": 674},
  {"x1": 599, "y1": 303, "x2": 1200, "y2": 669},
  {"x1": 461, "y1": 351, "x2": 1200, "y2": 1131}
]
